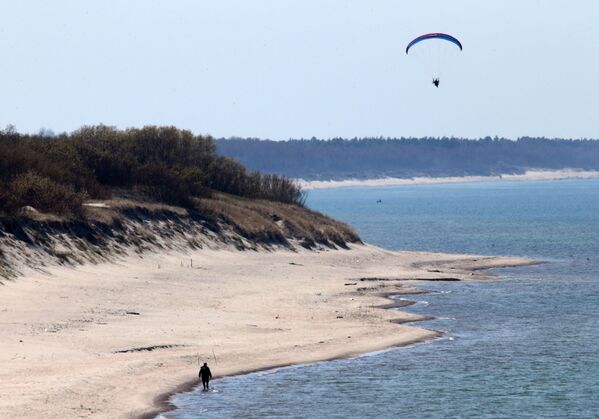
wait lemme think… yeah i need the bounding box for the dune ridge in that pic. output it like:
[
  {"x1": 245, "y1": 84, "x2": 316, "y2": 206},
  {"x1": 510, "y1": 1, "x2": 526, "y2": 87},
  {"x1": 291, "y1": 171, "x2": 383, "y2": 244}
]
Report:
[{"x1": 0, "y1": 195, "x2": 360, "y2": 282}]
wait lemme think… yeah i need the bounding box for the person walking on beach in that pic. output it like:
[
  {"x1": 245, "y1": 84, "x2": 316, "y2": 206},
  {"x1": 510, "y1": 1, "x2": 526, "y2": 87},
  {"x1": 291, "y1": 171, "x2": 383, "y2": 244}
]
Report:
[{"x1": 199, "y1": 362, "x2": 212, "y2": 390}]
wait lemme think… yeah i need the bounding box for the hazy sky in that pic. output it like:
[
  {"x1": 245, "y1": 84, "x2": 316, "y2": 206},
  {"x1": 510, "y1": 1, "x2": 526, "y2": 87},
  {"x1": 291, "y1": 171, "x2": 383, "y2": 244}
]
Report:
[{"x1": 1, "y1": 1, "x2": 598, "y2": 139}]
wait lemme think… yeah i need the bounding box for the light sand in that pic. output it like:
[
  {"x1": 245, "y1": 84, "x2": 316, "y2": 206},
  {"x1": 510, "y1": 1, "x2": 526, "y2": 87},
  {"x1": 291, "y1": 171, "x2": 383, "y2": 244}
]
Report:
[
  {"x1": 0, "y1": 244, "x2": 537, "y2": 418},
  {"x1": 299, "y1": 169, "x2": 599, "y2": 190}
]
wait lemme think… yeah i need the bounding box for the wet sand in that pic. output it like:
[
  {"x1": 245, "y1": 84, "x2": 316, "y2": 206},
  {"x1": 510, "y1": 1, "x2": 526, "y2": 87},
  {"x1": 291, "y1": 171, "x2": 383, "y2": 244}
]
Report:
[{"x1": 0, "y1": 244, "x2": 537, "y2": 418}]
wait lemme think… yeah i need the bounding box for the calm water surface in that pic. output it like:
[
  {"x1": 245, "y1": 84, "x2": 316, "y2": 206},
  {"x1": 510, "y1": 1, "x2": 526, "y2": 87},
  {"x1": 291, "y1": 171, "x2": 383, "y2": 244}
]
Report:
[{"x1": 164, "y1": 179, "x2": 599, "y2": 418}]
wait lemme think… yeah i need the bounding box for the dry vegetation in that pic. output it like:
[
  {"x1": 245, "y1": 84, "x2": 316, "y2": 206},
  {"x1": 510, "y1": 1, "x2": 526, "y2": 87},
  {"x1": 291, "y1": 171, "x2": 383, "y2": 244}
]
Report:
[{"x1": 196, "y1": 193, "x2": 360, "y2": 249}]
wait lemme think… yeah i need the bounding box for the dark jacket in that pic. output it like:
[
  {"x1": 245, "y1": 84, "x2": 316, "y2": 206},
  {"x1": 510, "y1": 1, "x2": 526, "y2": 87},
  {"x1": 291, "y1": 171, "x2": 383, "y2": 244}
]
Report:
[{"x1": 199, "y1": 366, "x2": 212, "y2": 381}]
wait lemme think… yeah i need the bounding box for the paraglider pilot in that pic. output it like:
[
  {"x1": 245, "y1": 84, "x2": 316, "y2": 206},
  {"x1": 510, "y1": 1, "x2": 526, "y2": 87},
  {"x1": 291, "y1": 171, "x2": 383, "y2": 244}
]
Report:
[{"x1": 432, "y1": 78, "x2": 440, "y2": 88}]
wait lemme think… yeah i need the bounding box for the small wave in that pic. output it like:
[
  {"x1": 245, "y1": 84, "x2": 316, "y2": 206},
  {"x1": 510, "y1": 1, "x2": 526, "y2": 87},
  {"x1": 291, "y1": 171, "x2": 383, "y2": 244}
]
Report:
[{"x1": 428, "y1": 290, "x2": 451, "y2": 295}]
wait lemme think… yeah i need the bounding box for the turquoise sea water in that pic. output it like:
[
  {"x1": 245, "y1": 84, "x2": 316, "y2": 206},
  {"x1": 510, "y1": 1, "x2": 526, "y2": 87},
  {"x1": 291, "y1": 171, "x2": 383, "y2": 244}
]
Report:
[{"x1": 164, "y1": 179, "x2": 599, "y2": 418}]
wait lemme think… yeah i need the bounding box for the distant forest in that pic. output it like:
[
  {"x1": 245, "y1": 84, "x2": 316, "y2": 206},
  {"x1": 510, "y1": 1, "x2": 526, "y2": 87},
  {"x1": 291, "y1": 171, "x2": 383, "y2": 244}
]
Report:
[{"x1": 216, "y1": 137, "x2": 599, "y2": 180}]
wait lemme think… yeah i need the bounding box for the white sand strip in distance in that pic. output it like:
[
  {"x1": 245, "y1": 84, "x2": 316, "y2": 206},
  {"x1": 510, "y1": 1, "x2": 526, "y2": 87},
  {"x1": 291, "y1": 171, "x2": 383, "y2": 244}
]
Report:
[{"x1": 300, "y1": 169, "x2": 599, "y2": 190}]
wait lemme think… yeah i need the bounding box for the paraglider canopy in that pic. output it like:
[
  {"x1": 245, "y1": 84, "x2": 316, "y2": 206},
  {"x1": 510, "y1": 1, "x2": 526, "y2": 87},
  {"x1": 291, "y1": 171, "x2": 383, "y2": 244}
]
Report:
[{"x1": 405, "y1": 33, "x2": 463, "y2": 55}]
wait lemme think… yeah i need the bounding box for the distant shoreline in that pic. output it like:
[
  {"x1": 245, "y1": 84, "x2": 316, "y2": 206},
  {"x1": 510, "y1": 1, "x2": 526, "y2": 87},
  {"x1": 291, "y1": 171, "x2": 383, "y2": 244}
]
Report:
[{"x1": 299, "y1": 169, "x2": 599, "y2": 190}]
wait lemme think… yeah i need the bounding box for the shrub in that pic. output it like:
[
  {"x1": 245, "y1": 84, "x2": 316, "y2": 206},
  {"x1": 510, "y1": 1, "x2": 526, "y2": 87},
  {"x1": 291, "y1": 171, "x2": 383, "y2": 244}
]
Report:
[{"x1": 6, "y1": 172, "x2": 87, "y2": 215}]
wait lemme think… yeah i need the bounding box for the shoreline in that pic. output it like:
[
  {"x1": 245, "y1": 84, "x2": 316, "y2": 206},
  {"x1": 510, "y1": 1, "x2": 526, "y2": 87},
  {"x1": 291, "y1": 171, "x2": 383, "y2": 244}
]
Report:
[
  {"x1": 298, "y1": 169, "x2": 599, "y2": 190},
  {"x1": 148, "y1": 331, "x2": 440, "y2": 419},
  {"x1": 0, "y1": 244, "x2": 539, "y2": 418},
  {"x1": 149, "y1": 288, "x2": 440, "y2": 419},
  {"x1": 149, "y1": 254, "x2": 541, "y2": 419}
]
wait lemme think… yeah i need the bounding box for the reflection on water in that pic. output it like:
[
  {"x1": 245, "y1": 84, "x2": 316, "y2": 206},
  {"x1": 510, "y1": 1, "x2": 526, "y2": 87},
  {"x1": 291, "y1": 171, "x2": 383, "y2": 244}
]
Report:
[{"x1": 165, "y1": 179, "x2": 599, "y2": 418}]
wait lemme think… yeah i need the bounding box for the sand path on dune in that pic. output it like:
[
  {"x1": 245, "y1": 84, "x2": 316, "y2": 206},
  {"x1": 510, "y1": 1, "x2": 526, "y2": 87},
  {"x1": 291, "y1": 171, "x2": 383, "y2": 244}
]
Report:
[{"x1": 0, "y1": 244, "x2": 536, "y2": 418}]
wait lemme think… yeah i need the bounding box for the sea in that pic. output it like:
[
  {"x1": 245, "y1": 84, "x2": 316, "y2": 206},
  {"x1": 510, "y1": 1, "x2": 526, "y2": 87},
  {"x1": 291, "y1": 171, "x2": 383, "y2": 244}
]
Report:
[{"x1": 163, "y1": 179, "x2": 599, "y2": 418}]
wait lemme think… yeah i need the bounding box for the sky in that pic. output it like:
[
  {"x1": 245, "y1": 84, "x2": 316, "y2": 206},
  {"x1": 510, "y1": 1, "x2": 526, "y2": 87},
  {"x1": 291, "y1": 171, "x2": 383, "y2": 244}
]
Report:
[{"x1": 1, "y1": 0, "x2": 599, "y2": 139}]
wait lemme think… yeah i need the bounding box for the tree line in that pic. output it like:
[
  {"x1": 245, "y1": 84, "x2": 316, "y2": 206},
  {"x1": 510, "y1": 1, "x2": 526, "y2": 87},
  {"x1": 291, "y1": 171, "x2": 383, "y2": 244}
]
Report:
[
  {"x1": 216, "y1": 137, "x2": 599, "y2": 180},
  {"x1": 0, "y1": 126, "x2": 305, "y2": 216}
]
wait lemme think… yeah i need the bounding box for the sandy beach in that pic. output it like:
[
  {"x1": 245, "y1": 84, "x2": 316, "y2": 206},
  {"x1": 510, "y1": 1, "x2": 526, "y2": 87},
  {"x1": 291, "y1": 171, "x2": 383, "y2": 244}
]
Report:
[
  {"x1": 0, "y1": 244, "x2": 536, "y2": 418},
  {"x1": 299, "y1": 169, "x2": 599, "y2": 190}
]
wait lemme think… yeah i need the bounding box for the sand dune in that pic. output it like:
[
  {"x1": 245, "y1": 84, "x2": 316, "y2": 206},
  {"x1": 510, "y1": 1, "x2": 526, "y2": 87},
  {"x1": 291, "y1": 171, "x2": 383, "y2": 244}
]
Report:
[{"x1": 0, "y1": 244, "x2": 536, "y2": 418}]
